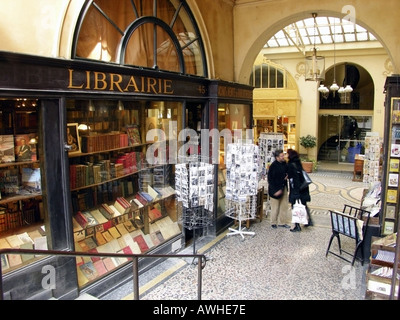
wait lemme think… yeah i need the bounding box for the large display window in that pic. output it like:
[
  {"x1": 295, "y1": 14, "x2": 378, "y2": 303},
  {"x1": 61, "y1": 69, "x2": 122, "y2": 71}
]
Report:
[
  {"x1": 0, "y1": 52, "x2": 252, "y2": 299},
  {"x1": 0, "y1": 99, "x2": 47, "y2": 273},
  {"x1": 66, "y1": 99, "x2": 183, "y2": 287}
]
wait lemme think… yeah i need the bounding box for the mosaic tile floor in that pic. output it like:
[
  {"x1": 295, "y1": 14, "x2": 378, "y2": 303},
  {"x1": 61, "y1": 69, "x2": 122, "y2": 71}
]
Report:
[
  {"x1": 139, "y1": 223, "x2": 367, "y2": 300},
  {"x1": 101, "y1": 168, "x2": 369, "y2": 300}
]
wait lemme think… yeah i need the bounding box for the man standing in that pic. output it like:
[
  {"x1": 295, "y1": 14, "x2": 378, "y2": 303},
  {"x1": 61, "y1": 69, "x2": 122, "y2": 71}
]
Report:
[{"x1": 267, "y1": 149, "x2": 290, "y2": 229}]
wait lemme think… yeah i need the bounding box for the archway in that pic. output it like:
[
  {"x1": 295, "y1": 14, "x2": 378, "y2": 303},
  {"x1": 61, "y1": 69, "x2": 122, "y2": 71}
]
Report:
[{"x1": 248, "y1": 12, "x2": 387, "y2": 160}]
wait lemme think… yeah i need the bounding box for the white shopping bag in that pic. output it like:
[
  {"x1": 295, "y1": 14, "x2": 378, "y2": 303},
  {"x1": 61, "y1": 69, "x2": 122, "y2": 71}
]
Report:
[{"x1": 291, "y1": 200, "x2": 308, "y2": 225}]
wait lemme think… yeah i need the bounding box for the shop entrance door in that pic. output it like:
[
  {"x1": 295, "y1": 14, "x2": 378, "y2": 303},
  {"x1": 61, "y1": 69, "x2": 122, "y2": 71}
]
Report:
[
  {"x1": 184, "y1": 103, "x2": 207, "y2": 158},
  {"x1": 318, "y1": 115, "x2": 372, "y2": 163}
]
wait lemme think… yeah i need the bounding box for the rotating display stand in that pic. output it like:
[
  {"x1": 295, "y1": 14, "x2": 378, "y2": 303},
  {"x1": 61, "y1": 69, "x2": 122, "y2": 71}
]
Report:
[
  {"x1": 224, "y1": 140, "x2": 260, "y2": 239},
  {"x1": 175, "y1": 156, "x2": 214, "y2": 262}
]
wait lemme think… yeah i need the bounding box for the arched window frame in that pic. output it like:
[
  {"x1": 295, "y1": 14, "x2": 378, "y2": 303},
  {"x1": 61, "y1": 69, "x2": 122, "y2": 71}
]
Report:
[
  {"x1": 72, "y1": 0, "x2": 207, "y2": 77},
  {"x1": 250, "y1": 61, "x2": 287, "y2": 89}
]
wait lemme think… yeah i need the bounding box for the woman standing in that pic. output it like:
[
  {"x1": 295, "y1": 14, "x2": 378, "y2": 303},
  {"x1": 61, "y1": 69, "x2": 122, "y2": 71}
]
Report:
[{"x1": 287, "y1": 149, "x2": 313, "y2": 232}]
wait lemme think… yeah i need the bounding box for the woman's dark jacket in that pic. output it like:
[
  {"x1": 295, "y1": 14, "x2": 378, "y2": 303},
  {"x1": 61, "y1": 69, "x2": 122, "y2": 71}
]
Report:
[
  {"x1": 287, "y1": 156, "x2": 311, "y2": 205},
  {"x1": 267, "y1": 159, "x2": 288, "y2": 199}
]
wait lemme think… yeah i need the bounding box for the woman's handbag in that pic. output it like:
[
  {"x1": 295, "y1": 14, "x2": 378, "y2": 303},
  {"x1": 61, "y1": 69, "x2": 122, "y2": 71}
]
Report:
[
  {"x1": 300, "y1": 170, "x2": 312, "y2": 190},
  {"x1": 291, "y1": 200, "x2": 308, "y2": 225}
]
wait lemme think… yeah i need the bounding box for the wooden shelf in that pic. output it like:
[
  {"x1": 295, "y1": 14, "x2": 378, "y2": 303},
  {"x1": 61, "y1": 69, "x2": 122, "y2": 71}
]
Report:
[
  {"x1": 0, "y1": 160, "x2": 39, "y2": 168},
  {"x1": 70, "y1": 164, "x2": 170, "y2": 192},
  {"x1": 73, "y1": 193, "x2": 176, "y2": 234},
  {"x1": 68, "y1": 143, "x2": 149, "y2": 158},
  {"x1": 0, "y1": 193, "x2": 42, "y2": 205}
]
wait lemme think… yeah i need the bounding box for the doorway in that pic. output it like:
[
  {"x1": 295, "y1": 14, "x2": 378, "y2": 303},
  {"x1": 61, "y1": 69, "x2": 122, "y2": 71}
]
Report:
[{"x1": 318, "y1": 115, "x2": 372, "y2": 163}]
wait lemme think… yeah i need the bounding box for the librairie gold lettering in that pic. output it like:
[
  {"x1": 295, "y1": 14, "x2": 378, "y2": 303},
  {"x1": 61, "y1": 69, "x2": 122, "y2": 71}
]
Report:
[{"x1": 67, "y1": 69, "x2": 174, "y2": 94}]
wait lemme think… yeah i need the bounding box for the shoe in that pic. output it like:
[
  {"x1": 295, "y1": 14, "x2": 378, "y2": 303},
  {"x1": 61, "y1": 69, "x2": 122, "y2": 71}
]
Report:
[
  {"x1": 278, "y1": 224, "x2": 291, "y2": 228},
  {"x1": 290, "y1": 224, "x2": 301, "y2": 232},
  {"x1": 271, "y1": 224, "x2": 277, "y2": 229},
  {"x1": 304, "y1": 219, "x2": 313, "y2": 227}
]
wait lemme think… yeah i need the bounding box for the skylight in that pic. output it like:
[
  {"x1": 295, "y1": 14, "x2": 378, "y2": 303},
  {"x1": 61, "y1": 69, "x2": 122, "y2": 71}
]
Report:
[{"x1": 265, "y1": 16, "x2": 377, "y2": 49}]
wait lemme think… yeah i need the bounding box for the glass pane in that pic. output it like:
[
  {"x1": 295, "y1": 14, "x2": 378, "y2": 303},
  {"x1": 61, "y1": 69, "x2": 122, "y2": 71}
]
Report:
[
  {"x1": 277, "y1": 38, "x2": 289, "y2": 46},
  {"x1": 125, "y1": 24, "x2": 181, "y2": 72},
  {"x1": 156, "y1": 26, "x2": 180, "y2": 73},
  {"x1": 0, "y1": 99, "x2": 46, "y2": 273},
  {"x1": 75, "y1": 0, "x2": 205, "y2": 76},
  {"x1": 94, "y1": 0, "x2": 136, "y2": 32},
  {"x1": 216, "y1": 103, "x2": 253, "y2": 224},
  {"x1": 180, "y1": 34, "x2": 203, "y2": 76},
  {"x1": 339, "y1": 115, "x2": 371, "y2": 163},
  {"x1": 344, "y1": 33, "x2": 356, "y2": 42},
  {"x1": 67, "y1": 99, "x2": 183, "y2": 287},
  {"x1": 172, "y1": 1, "x2": 204, "y2": 76},
  {"x1": 125, "y1": 24, "x2": 155, "y2": 68},
  {"x1": 318, "y1": 115, "x2": 340, "y2": 161},
  {"x1": 267, "y1": 39, "x2": 279, "y2": 47},
  {"x1": 76, "y1": 5, "x2": 120, "y2": 62},
  {"x1": 261, "y1": 65, "x2": 269, "y2": 88},
  {"x1": 254, "y1": 67, "x2": 261, "y2": 88},
  {"x1": 255, "y1": 119, "x2": 274, "y2": 142},
  {"x1": 321, "y1": 35, "x2": 332, "y2": 44}
]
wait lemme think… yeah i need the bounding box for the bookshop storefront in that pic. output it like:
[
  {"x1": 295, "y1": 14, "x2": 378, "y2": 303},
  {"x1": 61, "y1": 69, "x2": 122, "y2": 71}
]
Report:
[{"x1": 0, "y1": 51, "x2": 253, "y2": 299}]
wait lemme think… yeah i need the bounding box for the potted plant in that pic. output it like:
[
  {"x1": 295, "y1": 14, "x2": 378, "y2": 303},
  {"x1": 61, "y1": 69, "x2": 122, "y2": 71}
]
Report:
[{"x1": 299, "y1": 134, "x2": 317, "y2": 173}]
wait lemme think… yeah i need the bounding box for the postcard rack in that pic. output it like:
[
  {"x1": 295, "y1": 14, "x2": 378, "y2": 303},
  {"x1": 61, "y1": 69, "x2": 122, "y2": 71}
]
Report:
[
  {"x1": 175, "y1": 156, "x2": 214, "y2": 258},
  {"x1": 224, "y1": 141, "x2": 259, "y2": 239}
]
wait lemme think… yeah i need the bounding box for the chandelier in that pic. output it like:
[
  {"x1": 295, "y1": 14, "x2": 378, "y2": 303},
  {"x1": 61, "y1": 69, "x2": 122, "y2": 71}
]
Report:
[
  {"x1": 338, "y1": 84, "x2": 353, "y2": 104},
  {"x1": 318, "y1": 17, "x2": 353, "y2": 103},
  {"x1": 318, "y1": 17, "x2": 338, "y2": 97},
  {"x1": 305, "y1": 13, "x2": 325, "y2": 81}
]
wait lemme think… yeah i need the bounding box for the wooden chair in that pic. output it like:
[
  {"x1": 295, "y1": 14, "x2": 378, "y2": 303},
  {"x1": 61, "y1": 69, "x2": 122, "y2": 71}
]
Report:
[{"x1": 326, "y1": 204, "x2": 371, "y2": 266}]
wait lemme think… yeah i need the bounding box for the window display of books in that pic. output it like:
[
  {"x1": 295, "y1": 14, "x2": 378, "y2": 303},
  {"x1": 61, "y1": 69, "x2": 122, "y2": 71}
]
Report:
[
  {"x1": 0, "y1": 102, "x2": 44, "y2": 275},
  {"x1": 73, "y1": 192, "x2": 180, "y2": 286},
  {"x1": 67, "y1": 102, "x2": 182, "y2": 287},
  {"x1": 0, "y1": 227, "x2": 47, "y2": 271}
]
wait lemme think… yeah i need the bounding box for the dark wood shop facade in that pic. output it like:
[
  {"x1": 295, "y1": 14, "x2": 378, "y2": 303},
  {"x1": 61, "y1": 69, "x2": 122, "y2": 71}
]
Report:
[{"x1": 0, "y1": 51, "x2": 253, "y2": 299}]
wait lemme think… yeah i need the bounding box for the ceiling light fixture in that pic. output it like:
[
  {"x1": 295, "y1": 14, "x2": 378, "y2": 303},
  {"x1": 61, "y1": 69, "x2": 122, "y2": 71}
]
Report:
[
  {"x1": 319, "y1": 17, "x2": 339, "y2": 98},
  {"x1": 305, "y1": 13, "x2": 325, "y2": 82}
]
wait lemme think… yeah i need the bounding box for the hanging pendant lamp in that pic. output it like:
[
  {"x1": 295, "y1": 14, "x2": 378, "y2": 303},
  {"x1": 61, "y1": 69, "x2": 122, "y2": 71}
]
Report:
[{"x1": 305, "y1": 13, "x2": 325, "y2": 82}]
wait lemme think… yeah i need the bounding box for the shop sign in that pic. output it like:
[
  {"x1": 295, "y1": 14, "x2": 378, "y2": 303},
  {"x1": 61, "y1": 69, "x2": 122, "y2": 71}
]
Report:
[{"x1": 0, "y1": 54, "x2": 208, "y2": 98}]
